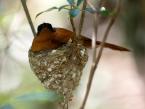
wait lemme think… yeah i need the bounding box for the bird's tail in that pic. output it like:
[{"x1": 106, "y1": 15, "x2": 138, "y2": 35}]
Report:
[{"x1": 82, "y1": 37, "x2": 130, "y2": 51}]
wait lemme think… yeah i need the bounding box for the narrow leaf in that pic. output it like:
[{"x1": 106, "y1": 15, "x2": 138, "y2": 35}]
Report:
[
  {"x1": 85, "y1": 7, "x2": 96, "y2": 13},
  {"x1": 58, "y1": 5, "x2": 70, "y2": 11},
  {"x1": 67, "y1": 0, "x2": 75, "y2": 5},
  {"x1": 69, "y1": 8, "x2": 80, "y2": 17},
  {"x1": 36, "y1": 7, "x2": 58, "y2": 19},
  {"x1": 77, "y1": 0, "x2": 84, "y2": 6}
]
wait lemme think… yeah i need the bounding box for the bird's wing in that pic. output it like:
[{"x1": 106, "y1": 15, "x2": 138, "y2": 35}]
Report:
[{"x1": 53, "y1": 28, "x2": 74, "y2": 43}]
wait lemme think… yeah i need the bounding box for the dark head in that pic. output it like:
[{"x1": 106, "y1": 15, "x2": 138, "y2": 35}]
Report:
[{"x1": 37, "y1": 23, "x2": 56, "y2": 34}]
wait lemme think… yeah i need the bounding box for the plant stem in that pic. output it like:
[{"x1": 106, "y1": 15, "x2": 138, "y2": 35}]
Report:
[
  {"x1": 80, "y1": 1, "x2": 98, "y2": 109},
  {"x1": 80, "y1": 0, "x2": 121, "y2": 109},
  {"x1": 78, "y1": 0, "x2": 87, "y2": 38},
  {"x1": 69, "y1": 5, "x2": 77, "y2": 44},
  {"x1": 70, "y1": 15, "x2": 76, "y2": 34},
  {"x1": 21, "y1": 0, "x2": 36, "y2": 36}
]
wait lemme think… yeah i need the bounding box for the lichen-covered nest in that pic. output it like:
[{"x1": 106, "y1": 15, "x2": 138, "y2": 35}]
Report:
[{"x1": 28, "y1": 42, "x2": 88, "y2": 107}]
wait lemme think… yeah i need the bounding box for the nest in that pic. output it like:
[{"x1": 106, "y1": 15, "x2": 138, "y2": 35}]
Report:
[{"x1": 28, "y1": 42, "x2": 88, "y2": 108}]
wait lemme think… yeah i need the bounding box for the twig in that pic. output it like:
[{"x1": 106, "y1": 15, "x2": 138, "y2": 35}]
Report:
[
  {"x1": 69, "y1": 5, "x2": 76, "y2": 35},
  {"x1": 69, "y1": 5, "x2": 77, "y2": 44},
  {"x1": 77, "y1": 0, "x2": 87, "y2": 38},
  {"x1": 69, "y1": 0, "x2": 87, "y2": 42},
  {"x1": 80, "y1": 0, "x2": 121, "y2": 109},
  {"x1": 80, "y1": 0, "x2": 98, "y2": 108},
  {"x1": 70, "y1": 17, "x2": 76, "y2": 33},
  {"x1": 21, "y1": 0, "x2": 36, "y2": 36}
]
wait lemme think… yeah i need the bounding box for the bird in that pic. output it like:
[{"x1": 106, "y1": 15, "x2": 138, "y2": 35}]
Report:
[{"x1": 31, "y1": 23, "x2": 129, "y2": 52}]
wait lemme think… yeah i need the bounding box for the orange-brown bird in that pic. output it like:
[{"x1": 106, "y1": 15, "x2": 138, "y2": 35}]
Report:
[{"x1": 31, "y1": 23, "x2": 129, "y2": 52}]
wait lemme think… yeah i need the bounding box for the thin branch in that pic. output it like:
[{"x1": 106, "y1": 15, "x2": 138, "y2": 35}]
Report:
[
  {"x1": 70, "y1": 17, "x2": 76, "y2": 34},
  {"x1": 80, "y1": 0, "x2": 121, "y2": 109},
  {"x1": 69, "y1": 5, "x2": 77, "y2": 44},
  {"x1": 80, "y1": 0, "x2": 98, "y2": 108},
  {"x1": 70, "y1": 5, "x2": 76, "y2": 34},
  {"x1": 77, "y1": 0, "x2": 87, "y2": 38},
  {"x1": 21, "y1": 0, "x2": 36, "y2": 36}
]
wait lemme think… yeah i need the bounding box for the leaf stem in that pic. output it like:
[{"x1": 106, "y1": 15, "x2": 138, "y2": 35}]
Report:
[{"x1": 21, "y1": 0, "x2": 36, "y2": 36}]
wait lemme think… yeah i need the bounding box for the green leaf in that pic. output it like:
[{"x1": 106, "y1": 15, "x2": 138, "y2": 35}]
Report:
[
  {"x1": 99, "y1": 7, "x2": 110, "y2": 16},
  {"x1": 0, "y1": 104, "x2": 14, "y2": 109},
  {"x1": 67, "y1": 0, "x2": 75, "y2": 5},
  {"x1": 35, "y1": 7, "x2": 58, "y2": 19},
  {"x1": 85, "y1": 7, "x2": 96, "y2": 13},
  {"x1": 77, "y1": 0, "x2": 84, "y2": 6},
  {"x1": 15, "y1": 92, "x2": 62, "y2": 102},
  {"x1": 69, "y1": 8, "x2": 80, "y2": 17},
  {"x1": 58, "y1": 5, "x2": 70, "y2": 11}
]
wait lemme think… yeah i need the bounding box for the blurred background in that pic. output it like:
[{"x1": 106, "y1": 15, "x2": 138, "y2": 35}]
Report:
[{"x1": 0, "y1": 0, "x2": 145, "y2": 109}]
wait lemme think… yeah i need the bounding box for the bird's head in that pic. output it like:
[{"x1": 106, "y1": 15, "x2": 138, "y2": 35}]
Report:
[{"x1": 37, "y1": 23, "x2": 56, "y2": 34}]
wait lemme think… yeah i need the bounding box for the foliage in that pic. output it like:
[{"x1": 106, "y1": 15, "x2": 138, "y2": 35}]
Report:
[
  {"x1": 0, "y1": 90, "x2": 62, "y2": 109},
  {"x1": 15, "y1": 91, "x2": 62, "y2": 102},
  {"x1": 36, "y1": 0, "x2": 112, "y2": 19},
  {"x1": 36, "y1": 0, "x2": 94, "y2": 18},
  {"x1": 0, "y1": 104, "x2": 14, "y2": 109},
  {"x1": 0, "y1": 67, "x2": 62, "y2": 109},
  {"x1": 99, "y1": 6, "x2": 110, "y2": 17}
]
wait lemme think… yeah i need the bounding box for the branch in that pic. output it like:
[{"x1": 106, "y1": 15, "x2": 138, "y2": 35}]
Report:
[
  {"x1": 80, "y1": 0, "x2": 98, "y2": 108},
  {"x1": 70, "y1": 17, "x2": 76, "y2": 33},
  {"x1": 80, "y1": 0, "x2": 121, "y2": 109},
  {"x1": 21, "y1": 0, "x2": 36, "y2": 36},
  {"x1": 78, "y1": 0, "x2": 87, "y2": 38},
  {"x1": 70, "y1": 5, "x2": 76, "y2": 34}
]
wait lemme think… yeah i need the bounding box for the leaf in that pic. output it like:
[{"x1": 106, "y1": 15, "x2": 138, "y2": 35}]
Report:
[
  {"x1": 35, "y1": 7, "x2": 58, "y2": 19},
  {"x1": 58, "y1": 5, "x2": 70, "y2": 11},
  {"x1": 99, "y1": 7, "x2": 110, "y2": 16},
  {"x1": 15, "y1": 92, "x2": 62, "y2": 102},
  {"x1": 77, "y1": 0, "x2": 84, "y2": 6},
  {"x1": 85, "y1": 7, "x2": 96, "y2": 13},
  {"x1": 0, "y1": 104, "x2": 14, "y2": 109},
  {"x1": 67, "y1": 0, "x2": 75, "y2": 5},
  {"x1": 69, "y1": 8, "x2": 80, "y2": 17}
]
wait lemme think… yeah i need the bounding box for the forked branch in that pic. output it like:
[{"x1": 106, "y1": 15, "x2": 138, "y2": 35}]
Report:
[{"x1": 80, "y1": 0, "x2": 121, "y2": 109}]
